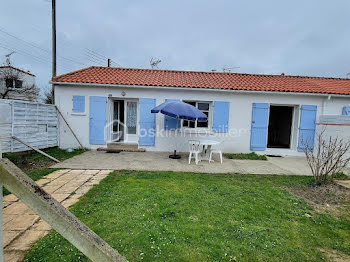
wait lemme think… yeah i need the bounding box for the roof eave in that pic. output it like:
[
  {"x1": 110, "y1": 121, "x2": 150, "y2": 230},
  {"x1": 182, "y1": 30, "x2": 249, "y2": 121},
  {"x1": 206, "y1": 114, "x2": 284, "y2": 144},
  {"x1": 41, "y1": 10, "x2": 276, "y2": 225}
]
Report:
[
  {"x1": 50, "y1": 81, "x2": 350, "y2": 98},
  {"x1": 0, "y1": 66, "x2": 35, "y2": 77}
]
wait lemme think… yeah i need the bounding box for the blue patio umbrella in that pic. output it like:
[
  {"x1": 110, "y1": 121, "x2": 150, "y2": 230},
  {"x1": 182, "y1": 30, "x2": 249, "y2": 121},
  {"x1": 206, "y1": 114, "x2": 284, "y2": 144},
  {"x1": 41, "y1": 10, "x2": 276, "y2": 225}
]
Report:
[
  {"x1": 151, "y1": 101, "x2": 208, "y2": 159},
  {"x1": 151, "y1": 101, "x2": 207, "y2": 121}
]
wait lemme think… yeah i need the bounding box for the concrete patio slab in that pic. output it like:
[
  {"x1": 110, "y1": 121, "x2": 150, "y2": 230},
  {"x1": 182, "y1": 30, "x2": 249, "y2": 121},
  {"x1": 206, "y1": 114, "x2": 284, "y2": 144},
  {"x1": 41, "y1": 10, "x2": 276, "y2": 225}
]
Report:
[{"x1": 52, "y1": 151, "x2": 320, "y2": 176}]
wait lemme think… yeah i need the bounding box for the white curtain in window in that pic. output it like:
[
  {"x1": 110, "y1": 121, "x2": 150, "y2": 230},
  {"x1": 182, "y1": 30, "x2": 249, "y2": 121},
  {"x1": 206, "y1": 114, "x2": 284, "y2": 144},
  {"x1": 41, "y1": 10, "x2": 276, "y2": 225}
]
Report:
[{"x1": 127, "y1": 102, "x2": 137, "y2": 128}]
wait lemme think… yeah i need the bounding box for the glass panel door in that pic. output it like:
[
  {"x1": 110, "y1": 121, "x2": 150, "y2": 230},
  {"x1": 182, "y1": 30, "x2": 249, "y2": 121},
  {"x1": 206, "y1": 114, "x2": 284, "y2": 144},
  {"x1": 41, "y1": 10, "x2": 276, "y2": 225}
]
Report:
[
  {"x1": 126, "y1": 101, "x2": 137, "y2": 135},
  {"x1": 111, "y1": 100, "x2": 125, "y2": 142}
]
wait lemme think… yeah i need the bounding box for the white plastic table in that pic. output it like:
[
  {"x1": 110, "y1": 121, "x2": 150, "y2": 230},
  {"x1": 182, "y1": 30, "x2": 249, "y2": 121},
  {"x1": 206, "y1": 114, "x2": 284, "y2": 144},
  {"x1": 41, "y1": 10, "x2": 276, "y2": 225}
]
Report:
[{"x1": 199, "y1": 140, "x2": 220, "y2": 161}]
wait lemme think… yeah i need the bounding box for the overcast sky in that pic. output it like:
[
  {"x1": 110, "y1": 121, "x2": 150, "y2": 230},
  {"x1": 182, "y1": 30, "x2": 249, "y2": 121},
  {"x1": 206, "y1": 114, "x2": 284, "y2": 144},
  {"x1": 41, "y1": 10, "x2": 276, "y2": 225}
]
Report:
[{"x1": 1, "y1": 0, "x2": 350, "y2": 92}]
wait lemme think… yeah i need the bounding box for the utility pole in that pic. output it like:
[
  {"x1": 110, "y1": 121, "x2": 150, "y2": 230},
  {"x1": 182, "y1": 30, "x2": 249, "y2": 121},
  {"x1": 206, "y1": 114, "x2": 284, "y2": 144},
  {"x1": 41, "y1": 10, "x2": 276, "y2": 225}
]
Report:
[
  {"x1": 52, "y1": 0, "x2": 56, "y2": 101},
  {"x1": 107, "y1": 58, "x2": 111, "y2": 67}
]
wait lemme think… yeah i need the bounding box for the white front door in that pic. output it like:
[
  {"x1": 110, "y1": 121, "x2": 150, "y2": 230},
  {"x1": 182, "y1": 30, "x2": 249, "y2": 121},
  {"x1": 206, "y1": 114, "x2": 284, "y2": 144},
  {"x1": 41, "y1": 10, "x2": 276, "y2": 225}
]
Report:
[{"x1": 124, "y1": 100, "x2": 138, "y2": 144}]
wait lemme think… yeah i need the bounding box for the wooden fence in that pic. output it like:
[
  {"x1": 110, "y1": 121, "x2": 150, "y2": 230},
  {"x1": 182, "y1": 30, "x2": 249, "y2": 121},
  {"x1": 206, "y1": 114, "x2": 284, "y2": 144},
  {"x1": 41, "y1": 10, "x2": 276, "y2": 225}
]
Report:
[{"x1": 0, "y1": 99, "x2": 58, "y2": 153}]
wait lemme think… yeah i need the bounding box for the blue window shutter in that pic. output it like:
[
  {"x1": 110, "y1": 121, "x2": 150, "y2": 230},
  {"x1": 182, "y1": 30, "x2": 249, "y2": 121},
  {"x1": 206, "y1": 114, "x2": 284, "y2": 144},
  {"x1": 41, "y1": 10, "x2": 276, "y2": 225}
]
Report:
[
  {"x1": 89, "y1": 96, "x2": 107, "y2": 145},
  {"x1": 139, "y1": 98, "x2": 156, "y2": 146},
  {"x1": 298, "y1": 105, "x2": 317, "y2": 152},
  {"x1": 342, "y1": 106, "x2": 350, "y2": 115},
  {"x1": 212, "y1": 101, "x2": 230, "y2": 133},
  {"x1": 250, "y1": 103, "x2": 269, "y2": 151},
  {"x1": 164, "y1": 99, "x2": 181, "y2": 130},
  {"x1": 72, "y1": 95, "x2": 85, "y2": 113}
]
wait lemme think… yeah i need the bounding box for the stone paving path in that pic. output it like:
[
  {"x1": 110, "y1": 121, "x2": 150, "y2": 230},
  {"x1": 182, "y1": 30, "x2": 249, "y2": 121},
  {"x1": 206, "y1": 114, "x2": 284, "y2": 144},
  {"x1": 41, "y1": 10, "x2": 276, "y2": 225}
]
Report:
[{"x1": 2, "y1": 169, "x2": 113, "y2": 262}]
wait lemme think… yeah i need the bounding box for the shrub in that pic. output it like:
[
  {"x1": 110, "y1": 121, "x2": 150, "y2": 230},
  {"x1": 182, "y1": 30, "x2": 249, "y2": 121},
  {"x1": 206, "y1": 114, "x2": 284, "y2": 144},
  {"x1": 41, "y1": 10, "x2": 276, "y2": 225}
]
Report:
[{"x1": 303, "y1": 129, "x2": 350, "y2": 185}]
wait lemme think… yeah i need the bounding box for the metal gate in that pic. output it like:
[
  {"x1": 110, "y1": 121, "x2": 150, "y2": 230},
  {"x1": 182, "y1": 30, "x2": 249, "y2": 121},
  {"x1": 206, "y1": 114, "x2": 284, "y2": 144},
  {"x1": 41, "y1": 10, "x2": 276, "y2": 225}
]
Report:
[{"x1": 0, "y1": 99, "x2": 58, "y2": 153}]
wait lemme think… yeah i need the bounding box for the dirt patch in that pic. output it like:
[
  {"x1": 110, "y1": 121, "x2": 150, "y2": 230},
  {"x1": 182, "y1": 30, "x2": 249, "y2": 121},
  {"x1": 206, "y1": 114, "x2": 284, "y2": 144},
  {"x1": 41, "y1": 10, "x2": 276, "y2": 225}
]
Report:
[
  {"x1": 286, "y1": 183, "x2": 350, "y2": 205},
  {"x1": 284, "y1": 183, "x2": 350, "y2": 216},
  {"x1": 319, "y1": 248, "x2": 350, "y2": 262},
  {"x1": 3, "y1": 147, "x2": 85, "y2": 172},
  {"x1": 3, "y1": 151, "x2": 56, "y2": 171},
  {"x1": 18, "y1": 158, "x2": 56, "y2": 171}
]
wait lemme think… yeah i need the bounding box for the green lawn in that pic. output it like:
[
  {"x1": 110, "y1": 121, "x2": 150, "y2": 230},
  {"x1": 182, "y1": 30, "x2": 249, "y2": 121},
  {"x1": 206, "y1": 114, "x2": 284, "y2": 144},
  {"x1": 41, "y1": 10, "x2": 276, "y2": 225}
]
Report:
[
  {"x1": 24, "y1": 171, "x2": 350, "y2": 261},
  {"x1": 2, "y1": 147, "x2": 85, "y2": 196}
]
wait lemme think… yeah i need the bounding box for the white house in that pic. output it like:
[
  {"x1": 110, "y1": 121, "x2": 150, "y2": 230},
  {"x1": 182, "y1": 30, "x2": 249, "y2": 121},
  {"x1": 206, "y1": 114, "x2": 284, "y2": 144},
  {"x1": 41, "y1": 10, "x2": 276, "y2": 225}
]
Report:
[
  {"x1": 52, "y1": 66, "x2": 350, "y2": 156},
  {"x1": 0, "y1": 65, "x2": 37, "y2": 101}
]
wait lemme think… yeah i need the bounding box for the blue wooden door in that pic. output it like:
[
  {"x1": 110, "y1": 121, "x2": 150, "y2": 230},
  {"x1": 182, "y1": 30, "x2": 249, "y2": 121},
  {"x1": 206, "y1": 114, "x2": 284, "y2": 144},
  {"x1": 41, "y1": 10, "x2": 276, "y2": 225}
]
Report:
[
  {"x1": 139, "y1": 98, "x2": 156, "y2": 146},
  {"x1": 250, "y1": 103, "x2": 269, "y2": 151},
  {"x1": 89, "y1": 96, "x2": 107, "y2": 145},
  {"x1": 298, "y1": 105, "x2": 317, "y2": 151}
]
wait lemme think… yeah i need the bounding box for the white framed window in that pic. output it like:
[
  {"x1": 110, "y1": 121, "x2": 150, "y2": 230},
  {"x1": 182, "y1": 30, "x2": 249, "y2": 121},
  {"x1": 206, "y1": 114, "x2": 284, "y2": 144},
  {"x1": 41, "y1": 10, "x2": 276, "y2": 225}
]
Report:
[
  {"x1": 5, "y1": 78, "x2": 13, "y2": 88},
  {"x1": 5, "y1": 79, "x2": 23, "y2": 88},
  {"x1": 182, "y1": 101, "x2": 211, "y2": 129},
  {"x1": 15, "y1": 80, "x2": 23, "y2": 88}
]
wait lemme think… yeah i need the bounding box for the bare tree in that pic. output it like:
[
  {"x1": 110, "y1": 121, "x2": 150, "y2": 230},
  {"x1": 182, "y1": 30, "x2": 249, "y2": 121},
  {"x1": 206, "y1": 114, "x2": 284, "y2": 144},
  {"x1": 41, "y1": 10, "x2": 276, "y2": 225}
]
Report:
[
  {"x1": 303, "y1": 128, "x2": 350, "y2": 184},
  {"x1": 43, "y1": 86, "x2": 54, "y2": 104},
  {"x1": 0, "y1": 67, "x2": 39, "y2": 101}
]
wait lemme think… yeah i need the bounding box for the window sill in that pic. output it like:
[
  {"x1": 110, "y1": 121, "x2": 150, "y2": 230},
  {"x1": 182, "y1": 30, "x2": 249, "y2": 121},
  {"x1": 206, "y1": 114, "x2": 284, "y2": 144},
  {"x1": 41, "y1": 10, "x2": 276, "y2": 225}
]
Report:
[
  {"x1": 180, "y1": 128, "x2": 213, "y2": 135},
  {"x1": 71, "y1": 112, "x2": 86, "y2": 116}
]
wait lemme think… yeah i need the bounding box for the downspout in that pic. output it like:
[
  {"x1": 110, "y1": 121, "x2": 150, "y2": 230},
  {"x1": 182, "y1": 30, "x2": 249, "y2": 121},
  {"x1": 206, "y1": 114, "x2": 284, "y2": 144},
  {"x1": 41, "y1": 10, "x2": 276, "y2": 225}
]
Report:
[{"x1": 322, "y1": 95, "x2": 332, "y2": 115}]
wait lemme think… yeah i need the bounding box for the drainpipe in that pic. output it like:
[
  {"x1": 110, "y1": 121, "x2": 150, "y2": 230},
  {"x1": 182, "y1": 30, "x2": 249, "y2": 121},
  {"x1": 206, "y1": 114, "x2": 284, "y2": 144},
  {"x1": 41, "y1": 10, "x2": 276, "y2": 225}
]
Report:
[
  {"x1": 322, "y1": 95, "x2": 332, "y2": 115},
  {"x1": 0, "y1": 142, "x2": 3, "y2": 262}
]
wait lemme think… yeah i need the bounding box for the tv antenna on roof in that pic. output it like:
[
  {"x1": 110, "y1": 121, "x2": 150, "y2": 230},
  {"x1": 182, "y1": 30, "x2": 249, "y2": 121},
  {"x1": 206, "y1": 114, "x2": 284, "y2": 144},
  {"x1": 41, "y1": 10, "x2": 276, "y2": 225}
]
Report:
[
  {"x1": 222, "y1": 66, "x2": 240, "y2": 73},
  {"x1": 5, "y1": 51, "x2": 15, "y2": 65},
  {"x1": 150, "y1": 57, "x2": 161, "y2": 69}
]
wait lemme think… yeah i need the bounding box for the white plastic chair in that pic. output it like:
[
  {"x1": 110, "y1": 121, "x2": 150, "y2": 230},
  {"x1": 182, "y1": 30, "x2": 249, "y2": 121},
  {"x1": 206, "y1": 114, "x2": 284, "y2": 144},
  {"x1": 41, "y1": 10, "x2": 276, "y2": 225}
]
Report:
[
  {"x1": 209, "y1": 145, "x2": 223, "y2": 164},
  {"x1": 188, "y1": 140, "x2": 201, "y2": 165}
]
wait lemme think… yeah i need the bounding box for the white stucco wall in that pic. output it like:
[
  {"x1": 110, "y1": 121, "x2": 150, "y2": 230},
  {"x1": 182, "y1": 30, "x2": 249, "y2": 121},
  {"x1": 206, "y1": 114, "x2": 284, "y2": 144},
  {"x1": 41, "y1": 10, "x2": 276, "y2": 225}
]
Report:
[{"x1": 54, "y1": 83, "x2": 350, "y2": 155}]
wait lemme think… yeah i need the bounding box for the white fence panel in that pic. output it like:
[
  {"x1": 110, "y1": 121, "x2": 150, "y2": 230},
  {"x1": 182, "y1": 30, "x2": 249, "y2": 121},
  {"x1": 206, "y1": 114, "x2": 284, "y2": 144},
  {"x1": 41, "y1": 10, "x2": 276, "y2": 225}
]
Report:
[
  {"x1": 0, "y1": 99, "x2": 59, "y2": 153},
  {"x1": 0, "y1": 100, "x2": 12, "y2": 153}
]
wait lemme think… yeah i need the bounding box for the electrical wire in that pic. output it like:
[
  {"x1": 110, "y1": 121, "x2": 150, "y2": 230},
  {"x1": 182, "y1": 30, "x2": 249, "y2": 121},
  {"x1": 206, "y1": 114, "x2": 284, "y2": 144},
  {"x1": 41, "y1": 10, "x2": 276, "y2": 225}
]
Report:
[
  {"x1": 85, "y1": 48, "x2": 122, "y2": 67},
  {"x1": 0, "y1": 33, "x2": 78, "y2": 72},
  {"x1": 85, "y1": 48, "x2": 107, "y2": 59},
  {"x1": 85, "y1": 57, "x2": 104, "y2": 66},
  {"x1": 0, "y1": 42, "x2": 72, "y2": 72},
  {"x1": 0, "y1": 27, "x2": 87, "y2": 66},
  {"x1": 84, "y1": 52, "x2": 107, "y2": 65}
]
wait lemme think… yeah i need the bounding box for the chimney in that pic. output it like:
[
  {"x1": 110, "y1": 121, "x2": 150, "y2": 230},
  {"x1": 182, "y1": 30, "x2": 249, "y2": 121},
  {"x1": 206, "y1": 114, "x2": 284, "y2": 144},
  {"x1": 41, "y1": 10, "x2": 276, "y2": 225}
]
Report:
[{"x1": 281, "y1": 72, "x2": 285, "y2": 76}]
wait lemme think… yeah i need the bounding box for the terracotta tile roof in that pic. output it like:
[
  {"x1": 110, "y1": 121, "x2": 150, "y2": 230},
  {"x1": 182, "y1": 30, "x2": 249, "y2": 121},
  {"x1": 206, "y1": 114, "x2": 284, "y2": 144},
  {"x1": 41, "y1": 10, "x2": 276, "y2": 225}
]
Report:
[
  {"x1": 0, "y1": 66, "x2": 35, "y2": 77},
  {"x1": 52, "y1": 66, "x2": 350, "y2": 95}
]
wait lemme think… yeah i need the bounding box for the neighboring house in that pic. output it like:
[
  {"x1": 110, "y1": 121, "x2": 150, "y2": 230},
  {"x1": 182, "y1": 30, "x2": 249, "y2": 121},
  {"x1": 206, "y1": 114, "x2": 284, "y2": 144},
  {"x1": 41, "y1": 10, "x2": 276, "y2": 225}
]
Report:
[
  {"x1": 0, "y1": 65, "x2": 37, "y2": 101},
  {"x1": 52, "y1": 66, "x2": 350, "y2": 156}
]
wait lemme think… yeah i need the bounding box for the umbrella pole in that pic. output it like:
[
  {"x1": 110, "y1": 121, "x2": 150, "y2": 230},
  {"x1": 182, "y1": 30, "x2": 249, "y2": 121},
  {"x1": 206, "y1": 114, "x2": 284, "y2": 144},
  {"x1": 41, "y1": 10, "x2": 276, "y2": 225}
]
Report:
[
  {"x1": 169, "y1": 150, "x2": 181, "y2": 159},
  {"x1": 169, "y1": 127, "x2": 181, "y2": 159}
]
